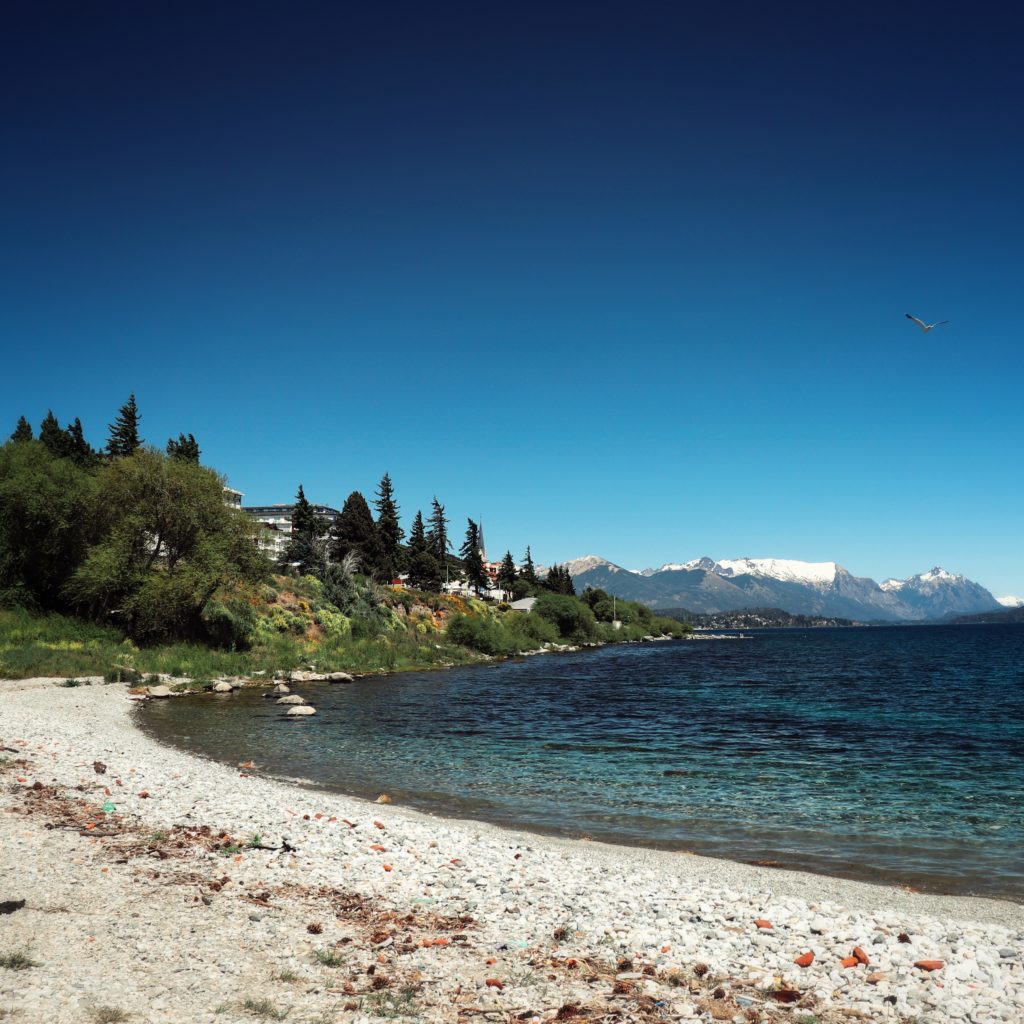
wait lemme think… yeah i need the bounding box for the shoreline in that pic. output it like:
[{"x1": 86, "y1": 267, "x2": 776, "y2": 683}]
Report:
[
  {"x1": 2, "y1": 679, "x2": 1021, "y2": 1023},
  {"x1": 138, "y1": 690, "x2": 1021, "y2": 909}
]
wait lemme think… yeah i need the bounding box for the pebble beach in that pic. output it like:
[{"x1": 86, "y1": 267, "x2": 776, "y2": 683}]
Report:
[{"x1": 1, "y1": 678, "x2": 1021, "y2": 1024}]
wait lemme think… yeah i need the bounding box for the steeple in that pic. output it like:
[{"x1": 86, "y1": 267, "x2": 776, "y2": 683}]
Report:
[{"x1": 478, "y1": 517, "x2": 487, "y2": 561}]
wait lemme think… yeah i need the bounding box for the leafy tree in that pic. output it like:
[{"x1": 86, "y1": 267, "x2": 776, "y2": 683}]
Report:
[
  {"x1": 427, "y1": 497, "x2": 450, "y2": 565},
  {"x1": 10, "y1": 416, "x2": 33, "y2": 442},
  {"x1": 406, "y1": 550, "x2": 442, "y2": 592},
  {"x1": 282, "y1": 484, "x2": 328, "y2": 576},
  {"x1": 533, "y1": 592, "x2": 596, "y2": 640},
  {"x1": 106, "y1": 393, "x2": 143, "y2": 458},
  {"x1": 460, "y1": 519, "x2": 488, "y2": 595},
  {"x1": 39, "y1": 410, "x2": 72, "y2": 458},
  {"x1": 497, "y1": 550, "x2": 517, "y2": 593},
  {"x1": 331, "y1": 490, "x2": 383, "y2": 578},
  {"x1": 63, "y1": 449, "x2": 268, "y2": 642},
  {"x1": 166, "y1": 433, "x2": 201, "y2": 463},
  {"x1": 407, "y1": 509, "x2": 427, "y2": 555},
  {"x1": 0, "y1": 440, "x2": 98, "y2": 609},
  {"x1": 373, "y1": 472, "x2": 404, "y2": 581},
  {"x1": 67, "y1": 418, "x2": 99, "y2": 469},
  {"x1": 520, "y1": 546, "x2": 538, "y2": 585}
]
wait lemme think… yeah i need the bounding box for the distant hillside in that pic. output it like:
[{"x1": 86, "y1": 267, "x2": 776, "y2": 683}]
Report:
[
  {"x1": 657, "y1": 607, "x2": 860, "y2": 629},
  {"x1": 946, "y1": 607, "x2": 1024, "y2": 625},
  {"x1": 567, "y1": 555, "x2": 1001, "y2": 621}
]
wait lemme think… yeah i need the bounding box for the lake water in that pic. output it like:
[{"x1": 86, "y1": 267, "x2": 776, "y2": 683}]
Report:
[{"x1": 140, "y1": 624, "x2": 1024, "y2": 901}]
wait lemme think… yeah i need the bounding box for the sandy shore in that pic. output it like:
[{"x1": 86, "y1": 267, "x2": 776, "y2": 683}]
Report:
[{"x1": 1, "y1": 678, "x2": 1021, "y2": 1023}]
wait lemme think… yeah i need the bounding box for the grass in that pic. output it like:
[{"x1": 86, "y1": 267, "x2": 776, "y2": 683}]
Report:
[
  {"x1": 273, "y1": 969, "x2": 301, "y2": 983},
  {"x1": 0, "y1": 603, "x2": 478, "y2": 681},
  {"x1": 88, "y1": 1008, "x2": 129, "y2": 1024},
  {"x1": 0, "y1": 949, "x2": 38, "y2": 971},
  {"x1": 313, "y1": 948, "x2": 346, "y2": 968},
  {"x1": 362, "y1": 987, "x2": 420, "y2": 1018},
  {"x1": 240, "y1": 997, "x2": 289, "y2": 1020}
]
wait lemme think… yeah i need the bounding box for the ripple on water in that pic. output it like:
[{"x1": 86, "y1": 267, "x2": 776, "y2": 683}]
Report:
[{"x1": 140, "y1": 623, "x2": 1024, "y2": 901}]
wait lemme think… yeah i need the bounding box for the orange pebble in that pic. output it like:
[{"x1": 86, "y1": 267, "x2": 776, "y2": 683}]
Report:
[
  {"x1": 486, "y1": 957, "x2": 496, "y2": 965},
  {"x1": 853, "y1": 946, "x2": 870, "y2": 965},
  {"x1": 794, "y1": 951, "x2": 815, "y2": 967},
  {"x1": 15, "y1": 776, "x2": 26, "y2": 783},
  {"x1": 382, "y1": 863, "x2": 392, "y2": 872},
  {"x1": 915, "y1": 960, "x2": 945, "y2": 972},
  {"x1": 314, "y1": 812, "x2": 324, "y2": 820},
  {"x1": 485, "y1": 978, "x2": 503, "y2": 989},
  {"x1": 374, "y1": 820, "x2": 385, "y2": 829},
  {"x1": 376, "y1": 953, "x2": 387, "y2": 964},
  {"x1": 661, "y1": 945, "x2": 671, "y2": 953},
  {"x1": 370, "y1": 843, "x2": 387, "y2": 852},
  {"x1": 754, "y1": 919, "x2": 773, "y2": 929},
  {"x1": 840, "y1": 956, "x2": 859, "y2": 968}
]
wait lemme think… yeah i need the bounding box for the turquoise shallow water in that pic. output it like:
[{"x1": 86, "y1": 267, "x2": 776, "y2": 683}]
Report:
[{"x1": 141, "y1": 623, "x2": 1024, "y2": 900}]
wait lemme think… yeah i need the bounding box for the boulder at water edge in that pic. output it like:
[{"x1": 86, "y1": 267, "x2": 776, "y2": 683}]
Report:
[
  {"x1": 212, "y1": 681, "x2": 233, "y2": 693},
  {"x1": 277, "y1": 695, "x2": 306, "y2": 705},
  {"x1": 286, "y1": 705, "x2": 316, "y2": 716},
  {"x1": 148, "y1": 685, "x2": 172, "y2": 698}
]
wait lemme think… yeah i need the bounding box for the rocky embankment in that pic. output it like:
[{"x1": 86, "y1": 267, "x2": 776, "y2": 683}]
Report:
[{"x1": 0, "y1": 679, "x2": 1021, "y2": 1024}]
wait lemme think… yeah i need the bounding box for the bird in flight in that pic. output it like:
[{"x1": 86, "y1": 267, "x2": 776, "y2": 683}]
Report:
[{"x1": 906, "y1": 313, "x2": 950, "y2": 333}]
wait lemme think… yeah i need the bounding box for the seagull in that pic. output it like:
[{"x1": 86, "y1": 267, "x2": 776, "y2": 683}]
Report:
[{"x1": 906, "y1": 313, "x2": 950, "y2": 333}]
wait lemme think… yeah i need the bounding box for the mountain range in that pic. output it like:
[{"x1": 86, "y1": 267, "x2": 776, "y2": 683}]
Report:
[{"x1": 561, "y1": 555, "x2": 1003, "y2": 621}]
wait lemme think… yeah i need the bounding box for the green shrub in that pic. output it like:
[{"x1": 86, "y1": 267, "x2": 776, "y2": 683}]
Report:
[
  {"x1": 533, "y1": 593, "x2": 598, "y2": 641},
  {"x1": 202, "y1": 597, "x2": 258, "y2": 649}
]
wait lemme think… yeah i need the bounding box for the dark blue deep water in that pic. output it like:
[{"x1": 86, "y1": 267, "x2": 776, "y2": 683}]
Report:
[{"x1": 141, "y1": 624, "x2": 1024, "y2": 900}]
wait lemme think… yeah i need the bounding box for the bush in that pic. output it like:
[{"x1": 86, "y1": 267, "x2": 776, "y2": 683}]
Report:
[
  {"x1": 201, "y1": 597, "x2": 258, "y2": 650},
  {"x1": 532, "y1": 593, "x2": 598, "y2": 641},
  {"x1": 446, "y1": 614, "x2": 515, "y2": 656}
]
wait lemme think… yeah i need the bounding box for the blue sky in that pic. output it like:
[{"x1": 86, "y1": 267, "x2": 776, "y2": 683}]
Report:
[{"x1": 2, "y1": 2, "x2": 1022, "y2": 595}]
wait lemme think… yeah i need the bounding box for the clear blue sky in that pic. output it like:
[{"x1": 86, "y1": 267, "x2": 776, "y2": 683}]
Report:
[{"x1": 2, "y1": 2, "x2": 1022, "y2": 595}]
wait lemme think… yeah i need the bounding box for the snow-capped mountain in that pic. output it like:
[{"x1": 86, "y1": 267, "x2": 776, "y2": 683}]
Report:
[
  {"x1": 564, "y1": 556, "x2": 1001, "y2": 621},
  {"x1": 997, "y1": 595, "x2": 1024, "y2": 608}
]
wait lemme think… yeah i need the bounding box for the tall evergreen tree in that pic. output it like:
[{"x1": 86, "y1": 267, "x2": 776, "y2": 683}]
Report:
[
  {"x1": 373, "y1": 472, "x2": 404, "y2": 581},
  {"x1": 107, "y1": 394, "x2": 142, "y2": 458},
  {"x1": 39, "y1": 410, "x2": 72, "y2": 458},
  {"x1": 10, "y1": 416, "x2": 33, "y2": 442},
  {"x1": 460, "y1": 519, "x2": 488, "y2": 595},
  {"x1": 427, "y1": 497, "x2": 450, "y2": 565},
  {"x1": 67, "y1": 418, "x2": 99, "y2": 469},
  {"x1": 407, "y1": 510, "x2": 427, "y2": 555},
  {"x1": 282, "y1": 484, "x2": 328, "y2": 576},
  {"x1": 167, "y1": 433, "x2": 201, "y2": 463},
  {"x1": 497, "y1": 550, "x2": 518, "y2": 593},
  {"x1": 406, "y1": 550, "x2": 442, "y2": 592},
  {"x1": 544, "y1": 564, "x2": 576, "y2": 596},
  {"x1": 520, "y1": 546, "x2": 538, "y2": 585},
  {"x1": 331, "y1": 491, "x2": 383, "y2": 578}
]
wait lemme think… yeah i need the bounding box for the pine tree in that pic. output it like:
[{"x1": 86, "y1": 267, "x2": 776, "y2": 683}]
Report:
[
  {"x1": 520, "y1": 546, "x2": 538, "y2": 585},
  {"x1": 167, "y1": 433, "x2": 201, "y2": 463},
  {"x1": 460, "y1": 519, "x2": 488, "y2": 596},
  {"x1": 67, "y1": 418, "x2": 99, "y2": 468},
  {"x1": 282, "y1": 484, "x2": 328, "y2": 576},
  {"x1": 427, "y1": 498, "x2": 450, "y2": 565},
  {"x1": 544, "y1": 564, "x2": 577, "y2": 596},
  {"x1": 408, "y1": 510, "x2": 427, "y2": 555},
  {"x1": 39, "y1": 410, "x2": 72, "y2": 458},
  {"x1": 332, "y1": 491, "x2": 383, "y2": 578},
  {"x1": 497, "y1": 550, "x2": 517, "y2": 593},
  {"x1": 373, "y1": 472, "x2": 404, "y2": 581},
  {"x1": 10, "y1": 416, "x2": 33, "y2": 442},
  {"x1": 107, "y1": 394, "x2": 142, "y2": 458},
  {"x1": 406, "y1": 550, "x2": 442, "y2": 592}
]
